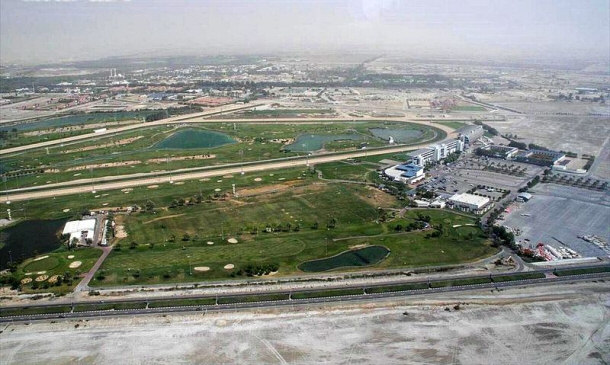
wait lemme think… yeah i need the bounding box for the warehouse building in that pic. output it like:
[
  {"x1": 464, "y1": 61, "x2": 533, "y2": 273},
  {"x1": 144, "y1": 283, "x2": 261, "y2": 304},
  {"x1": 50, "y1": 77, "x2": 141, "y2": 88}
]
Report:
[
  {"x1": 448, "y1": 193, "x2": 492, "y2": 214},
  {"x1": 458, "y1": 125, "x2": 484, "y2": 144},
  {"x1": 62, "y1": 218, "x2": 97, "y2": 246}
]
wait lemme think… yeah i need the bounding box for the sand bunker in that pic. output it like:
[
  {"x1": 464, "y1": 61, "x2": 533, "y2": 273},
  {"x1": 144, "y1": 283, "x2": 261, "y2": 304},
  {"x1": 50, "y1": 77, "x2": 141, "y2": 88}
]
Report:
[
  {"x1": 35, "y1": 275, "x2": 49, "y2": 282},
  {"x1": 121, "y1": 188, "x2": 133, "y2": 192},
  {"x1": 147, "y1": 185, "x2": 159, "y2": 189},
  {"x1": 24, "y1": 272, "x2": 33, "y2": 276},
  {"x1": 69, "y1": 261, "x2": 82, "y2": 269},
  {"x1": 21, "y1": 278, "x2": 32, "y2": 284},
  {"x1": 36, "y1": 271, "x2": 46, "y2": 275},
  {"x1": 62, "y1": 208, "x2": 70, "y2": 213},
  {"x1": 174, "y1": 181, "x2": 184, "y2": 185},
  {"x1": 33, "y1": 255, "x2": 49, "y2": 261},
  {"x1": 201, "y1": 178, "x2": 211, "y2": 182},
  {"x1": 194, "y1": 266, "x2": 210, "y2": 272},
  {"x1": 227, "y1": 238, "x2": 238, "y2": 244},
  {"x1": 214, "y1": 188, "x2": 221, "y2": 192},
  {"x1": 48, "y1": 275, "x2": 59, "y2": 284},
  {"x1": 207, "y1": 241, "x2": 214, "y2": 245},
  {"x1": 223, "y1": 174, "x2": 233, "y2": 178},
  {"x1": 223, "y1": 264, "x2": 235, "y2": 270},
  {"x1": 67, "y1": 255, "x2": 75, "y2": 259},
  {"x1": 254, "y1": 177, "x2": 262, "y2": 182}
]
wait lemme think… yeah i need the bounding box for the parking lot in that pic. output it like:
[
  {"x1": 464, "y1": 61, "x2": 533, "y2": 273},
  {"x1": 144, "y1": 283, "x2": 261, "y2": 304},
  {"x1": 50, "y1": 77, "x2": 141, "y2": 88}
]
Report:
[
  {"x1": 421, "y1": 153, "x2": 542, "y2": 197},
  {"x1": 501, "y1": 184, "x2": 610, "y2": 258}
]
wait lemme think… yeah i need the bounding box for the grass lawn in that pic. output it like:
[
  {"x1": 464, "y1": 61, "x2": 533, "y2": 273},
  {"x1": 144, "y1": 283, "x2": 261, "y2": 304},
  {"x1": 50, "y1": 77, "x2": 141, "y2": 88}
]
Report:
[
  {"x1": 91, "y1": 182, "x2": 497, "y2": 286},
  {"x1": 433, "y1": 121, "x2": 468, "y2": 130}
]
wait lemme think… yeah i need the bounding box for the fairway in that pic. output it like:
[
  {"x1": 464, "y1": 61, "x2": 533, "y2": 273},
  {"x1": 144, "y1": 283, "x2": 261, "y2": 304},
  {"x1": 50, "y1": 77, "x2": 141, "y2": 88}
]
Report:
[{"x1": 92, "y1": 181, "x2": 497, "y2": 285}]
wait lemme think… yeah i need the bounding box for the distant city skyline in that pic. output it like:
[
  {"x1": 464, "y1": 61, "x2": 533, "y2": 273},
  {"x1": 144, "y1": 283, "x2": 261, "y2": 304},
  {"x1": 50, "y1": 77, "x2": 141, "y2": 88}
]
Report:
[{"x1": 1, "y1": 0, "x2": 609, "y2": 65}]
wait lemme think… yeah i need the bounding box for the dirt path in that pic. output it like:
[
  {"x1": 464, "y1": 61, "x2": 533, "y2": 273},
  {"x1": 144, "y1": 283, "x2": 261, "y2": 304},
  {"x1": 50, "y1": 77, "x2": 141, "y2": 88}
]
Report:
[{"x1": 143, "y1": 214, "x2": 185, "y2": 224}]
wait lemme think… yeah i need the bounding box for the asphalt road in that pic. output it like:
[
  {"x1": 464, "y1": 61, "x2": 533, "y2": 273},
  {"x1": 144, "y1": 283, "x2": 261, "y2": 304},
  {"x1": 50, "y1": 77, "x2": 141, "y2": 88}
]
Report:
[{"x1": 2, "y1": 270, "x2": 608, "y2": 323}]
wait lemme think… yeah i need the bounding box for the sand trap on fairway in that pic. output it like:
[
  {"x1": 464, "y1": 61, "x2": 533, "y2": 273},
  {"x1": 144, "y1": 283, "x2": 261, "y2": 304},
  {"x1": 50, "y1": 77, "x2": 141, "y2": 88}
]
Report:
[
  {"x1": 67, "y1": 255, "x2": 75, "y2": 259},
  {"x1": 35, "y1": 275, "x2": 49, "y2": 282},
  {"x1": 121, "y1": 188, "x2": 133, "y2": 192},
  {"x1": 36, "y1": 271, "x2": 46, "y2": 275},
  {"x1": 33, "y1": 255, "x2": 49, "y2": 261},
  {"x1": 217, "y1": 180, "x2": 223, "y2": 183},
  {"x1": 227, "y1": 238, "x2": 238, "y2": 244},
  {"x1": 48, "y1": 275, "x2": 59, "y2": 284},
  {"x1": 69, "y1": 261, "x2": 82, "y2": 269},
  {"x1": 148, "y1": 185, "x2": 159, "y2": 189},
  {"x1": 207, "y1": 241, "x2": 214, "y2": 245},
  {"x1": 174, "y1": 181, "x2": 184, "y2": 185},
  {"x1": 21, "y1": 278, "x2": 32, "y2": 284},
  {"x1": 25, "y1": 272, "x2": 33, "y2": 276},
  {"x1": 62, "y1": 208, "x2": 70, "y2": 213},
  {"x1": 214, "y1": 188, "x2": 221, "y2": 192},
  {"x1": 278, "y1": 177, "x2": 286, "y2": 181},
  {"x1": 254, "y1": 177, "x2": 262, "y2": 182},
  {"x1": 194, "y1": 266, "x2": 210, "y2": 272},
  {"x1": 200, "y1": 178, "x2": 211, "y2": 182},
  {"x1": 223, "y1": 264, "x2": 235, "y2": 270}
]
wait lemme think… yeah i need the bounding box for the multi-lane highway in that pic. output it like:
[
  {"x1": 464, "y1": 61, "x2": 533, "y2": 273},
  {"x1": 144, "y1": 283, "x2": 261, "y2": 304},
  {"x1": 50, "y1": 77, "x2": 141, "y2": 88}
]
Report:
[{"x1": 1, "y1": 268, "x2": 608, "y2": 323}]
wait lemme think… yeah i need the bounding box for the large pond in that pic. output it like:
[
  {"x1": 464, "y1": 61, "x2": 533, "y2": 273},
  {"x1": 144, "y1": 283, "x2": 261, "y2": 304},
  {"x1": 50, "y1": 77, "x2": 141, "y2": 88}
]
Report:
[
  {"x1": 0, "y1": 219, "x2": 66, "y2": 269},
  {"x1": 369, "y1": 128, "x2": 424, "y2": 143},
  {"x1": 155, "y1": 129, "x2": 236, "y2": 149},
  {"x1": 1, "y1": 111, "x2": 154, "y2": 132},
  {"x1": 298, "y1": 245, "x2": 390, "y2": 272},
  {"x1": 284, "y1": 134, "x2": 362, "y2": 152}
]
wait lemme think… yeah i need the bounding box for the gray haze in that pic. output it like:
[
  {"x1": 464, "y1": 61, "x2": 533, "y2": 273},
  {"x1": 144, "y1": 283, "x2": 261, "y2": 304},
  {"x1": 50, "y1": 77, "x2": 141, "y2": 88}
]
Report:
[{"x1": 1, "y1": 0, "x2": 609, "y2": 65}]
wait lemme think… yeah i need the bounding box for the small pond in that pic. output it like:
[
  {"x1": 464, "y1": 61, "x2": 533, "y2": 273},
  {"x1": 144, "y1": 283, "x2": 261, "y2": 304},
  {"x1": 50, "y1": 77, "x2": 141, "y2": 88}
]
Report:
[
  {"x1": 155, "y1": 129, "x2": 236, "y2": 149},
  {"x1": 298, "y1": 245, "x2": 390, "y2": 272},
  {"x1": 0, "y1": 219, "x2": 67, "y2": 269},
  {"x1": 284, "y1": 134, "x2": 362, "y2": 152}
]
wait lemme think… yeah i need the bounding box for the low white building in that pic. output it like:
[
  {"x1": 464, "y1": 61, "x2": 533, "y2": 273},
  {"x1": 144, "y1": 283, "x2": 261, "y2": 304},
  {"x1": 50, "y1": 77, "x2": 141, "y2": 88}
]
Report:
[
  {"x1": 448, "y1": 193, "x2": 492, "y2": 214},
  {"x1": 384, "y1": 163, "x2": 425, "y2": 184},
  {"x1": 62, "y1": 219, "x2": 97, "y2": 246}
]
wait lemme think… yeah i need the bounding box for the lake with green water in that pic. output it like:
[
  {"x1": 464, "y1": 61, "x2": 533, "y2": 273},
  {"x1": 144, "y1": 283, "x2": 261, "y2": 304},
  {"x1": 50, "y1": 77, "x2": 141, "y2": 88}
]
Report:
[
  {"x1": 284, "y1": 134, "x2": 362, "y2": 152},
  {"x1": 155, "y1": 129, "x2": 236, "y2": 149},
  {"x1": 298, "y1": 245, "x2": 390, "y2": 272}
]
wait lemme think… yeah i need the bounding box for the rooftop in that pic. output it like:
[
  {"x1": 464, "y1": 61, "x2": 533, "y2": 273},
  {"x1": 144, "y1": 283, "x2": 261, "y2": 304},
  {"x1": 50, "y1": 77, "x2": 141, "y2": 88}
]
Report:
[{"x1": 449, "y1": 193, "x2": 490, "y2": 207}]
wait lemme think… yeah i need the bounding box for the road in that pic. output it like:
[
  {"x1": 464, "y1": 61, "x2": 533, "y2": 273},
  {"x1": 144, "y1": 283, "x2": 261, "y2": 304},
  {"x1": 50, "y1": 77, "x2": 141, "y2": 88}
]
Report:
[{"x1": 1, "y1": 270, "x2": 608, "y2": 323}]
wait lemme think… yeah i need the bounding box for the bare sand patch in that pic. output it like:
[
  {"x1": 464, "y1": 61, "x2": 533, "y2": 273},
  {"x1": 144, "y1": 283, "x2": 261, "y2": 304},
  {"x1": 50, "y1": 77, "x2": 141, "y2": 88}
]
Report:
[
  {"x1": 35, "y1": 275, "x2": 49, "y2": 282},
  {"x1": 66, "y1": 160, "x2": 141, "y2": 172},
  {"x1": 69, "y1": 261, "x2": 82, "y2": 269},
  {"x1": 33, "y1": 255, "x2": 49, "y2": 262},
  {"x1": 227, "y1": 238, "x2": 238, "y2": 244},
  {"x1": 148, "y1": 154, "x2": 216, "y2": 163},
  {"x1": 20, "y1": 278, "x2": 32, "y2": 284},
  {"x1": 207, "y1": 241, "x2": 214, "y2": 245},
  {"x1": 147, "y1": 185, "x2": 159, "y2": 189},
  {"x1": 223, "y1": 264, "x2": 235, "y2": 270},
  {"x1": 63, "y1": 136, "x2": 143, "y2": 154},
  {"x1": 115, "y1": 225, "x2": 127, "y2": 238},
  {"x1": 194, "y1": 266, "x2": 210, "y2": 272},
  {"x1": 67, "y1": 255, "x2": 75, "y2": 259}
]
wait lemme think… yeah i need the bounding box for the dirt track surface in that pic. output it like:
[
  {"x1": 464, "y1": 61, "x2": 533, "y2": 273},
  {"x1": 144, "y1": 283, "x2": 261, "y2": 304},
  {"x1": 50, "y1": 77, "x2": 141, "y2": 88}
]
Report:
[{"x1": 1, "y1": 282, "x2": 608, "y2": 364}]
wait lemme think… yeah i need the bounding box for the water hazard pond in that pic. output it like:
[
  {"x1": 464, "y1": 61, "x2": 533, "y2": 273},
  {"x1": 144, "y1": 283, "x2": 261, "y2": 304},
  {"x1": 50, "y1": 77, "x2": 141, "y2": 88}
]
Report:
[
  {"x1": 0, "y1": 219, "x2": 66, "y2": 269},
  {"x1": 298, "y1": 245, "x2": 390, "y2": 272},
  {"x1": 284, "y1": 134, "x2": 362, "y2": 152},
  {"x1": 155, "y1": 129, "x2": 236, "y2": 149}
]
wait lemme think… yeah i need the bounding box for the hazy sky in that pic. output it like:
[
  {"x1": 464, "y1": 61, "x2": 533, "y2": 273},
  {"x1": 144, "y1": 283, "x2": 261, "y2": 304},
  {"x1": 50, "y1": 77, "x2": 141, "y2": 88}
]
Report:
[{"x1": 1, "y1": 0, "x2": 609, "y2": 65}]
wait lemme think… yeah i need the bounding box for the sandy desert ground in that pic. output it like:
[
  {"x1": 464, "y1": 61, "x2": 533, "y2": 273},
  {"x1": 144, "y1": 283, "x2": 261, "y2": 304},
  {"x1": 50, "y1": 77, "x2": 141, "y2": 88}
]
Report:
[{"x1": 1, "y1": 281, "x2": 608, "y2": 365}]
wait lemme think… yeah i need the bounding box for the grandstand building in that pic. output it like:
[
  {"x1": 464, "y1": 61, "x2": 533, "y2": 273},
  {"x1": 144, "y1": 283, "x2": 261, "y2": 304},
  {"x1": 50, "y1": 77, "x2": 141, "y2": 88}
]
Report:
[
  {"x1": 410, "y1": 139, "x2": 464, "y2": 167},
  {"x1": 458, "y1": 125, "x2": 484, "y2": 144}
]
